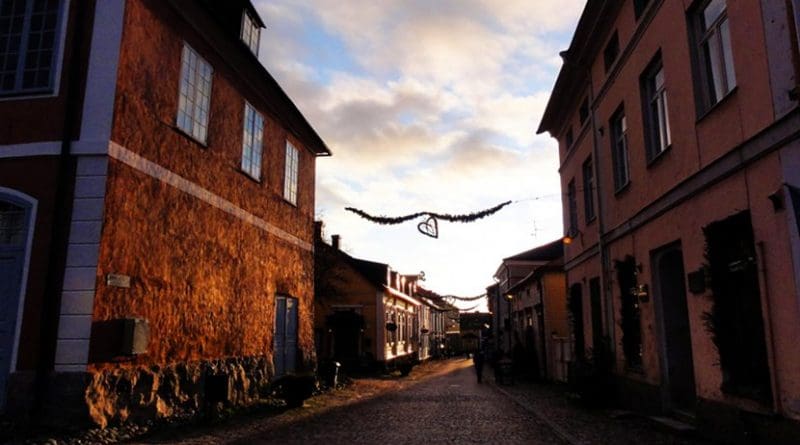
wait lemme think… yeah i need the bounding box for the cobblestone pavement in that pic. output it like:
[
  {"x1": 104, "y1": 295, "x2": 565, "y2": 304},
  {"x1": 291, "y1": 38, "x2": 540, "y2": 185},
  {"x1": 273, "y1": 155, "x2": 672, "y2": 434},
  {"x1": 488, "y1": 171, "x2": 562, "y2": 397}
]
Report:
[
  {"x1": 489, "y1": 372, "x2": 713, "y2": 445},
  {"x1": 127, "y1": 358, "x2": 713, "y2": 445},
  {"x1": 134, "y1": 359, "x2": 565, "y2": 445}
]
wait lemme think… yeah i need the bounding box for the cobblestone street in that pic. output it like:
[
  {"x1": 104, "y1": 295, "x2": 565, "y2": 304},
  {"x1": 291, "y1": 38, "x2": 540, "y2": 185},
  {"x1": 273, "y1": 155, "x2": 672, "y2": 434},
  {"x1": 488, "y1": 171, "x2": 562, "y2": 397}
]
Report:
[{"x1": 125, "y1": 358, "x2": 712, "y2": 445}]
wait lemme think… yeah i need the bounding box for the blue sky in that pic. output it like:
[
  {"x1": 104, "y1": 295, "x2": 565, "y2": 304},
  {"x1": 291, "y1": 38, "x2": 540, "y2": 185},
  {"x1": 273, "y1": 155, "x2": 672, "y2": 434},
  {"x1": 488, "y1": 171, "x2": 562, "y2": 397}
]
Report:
[{"x1": 255, "y1": 0, "x2": 586, "y2": 309}]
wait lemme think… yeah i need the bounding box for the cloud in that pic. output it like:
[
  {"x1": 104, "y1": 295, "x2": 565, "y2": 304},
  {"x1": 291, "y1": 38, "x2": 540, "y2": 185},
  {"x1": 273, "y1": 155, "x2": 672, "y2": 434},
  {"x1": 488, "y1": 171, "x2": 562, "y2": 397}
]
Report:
[{"x1": 254, "y1": 0, "x2": 584, "y2": 302}]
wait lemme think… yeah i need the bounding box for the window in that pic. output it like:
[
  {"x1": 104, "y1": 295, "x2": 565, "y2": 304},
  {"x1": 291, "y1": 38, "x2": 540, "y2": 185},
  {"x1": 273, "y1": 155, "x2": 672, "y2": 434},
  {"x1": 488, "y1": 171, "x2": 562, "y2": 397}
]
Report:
[
  {"x1": 693, "y1": 0, "x2": 736, "y2": 108},
  {"x1": 241, "y1": 103, "x2": 264, "y2": 179},
  {"x1": 634, "y1": 0, "x2": 652, "y2": 19},
  {"x1": 284, "y1": 141, "x2": 299, "y2": 205},
  {"x1": 567, "y1": 179, "x2": 578, "y2": 233},
  {"x1": 177, "y1": 44, "x2": 213, "y2": 143},
  {"x1": 603, "y1": 31, "x2": 620, "y2": 72},
  {"x1": 578, "y1": 98, "x2": 589, "y2": 125},
  {"x1": 610, "y1": 107, "x2": 630, "y2": 191},
  {"x1": 0, "y1": 0, "x2": 64, "y2": 95},
  {"x1": 641, "y1": 57, "x2": 671, "y2": 160},
  {"x1": 565, "y1": 127, "x2": 574, "y2": 148},
  {"x1": 240, "y1": 10, "x2": 261, "y2": 55},
  {"x1": 582, "y1": 157, "x2": 595, "y2": 223},
  {"x1": 0, "y1": 201, "x2": 25, "y2": 245}
]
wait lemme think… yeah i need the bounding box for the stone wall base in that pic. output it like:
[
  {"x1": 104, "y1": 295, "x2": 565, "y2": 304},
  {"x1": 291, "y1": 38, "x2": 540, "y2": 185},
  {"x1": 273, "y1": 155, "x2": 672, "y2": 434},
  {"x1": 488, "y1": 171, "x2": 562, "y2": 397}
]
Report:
[{"x1": 86, "y1": 355, "x2": 274, "y2": 428}]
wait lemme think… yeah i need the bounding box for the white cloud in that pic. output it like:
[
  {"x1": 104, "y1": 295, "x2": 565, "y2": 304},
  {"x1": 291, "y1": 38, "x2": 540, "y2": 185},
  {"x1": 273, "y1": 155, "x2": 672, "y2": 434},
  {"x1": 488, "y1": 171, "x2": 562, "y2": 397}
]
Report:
[{"x1": 254, "y1": 1, "x2": 584, "y2": 304}]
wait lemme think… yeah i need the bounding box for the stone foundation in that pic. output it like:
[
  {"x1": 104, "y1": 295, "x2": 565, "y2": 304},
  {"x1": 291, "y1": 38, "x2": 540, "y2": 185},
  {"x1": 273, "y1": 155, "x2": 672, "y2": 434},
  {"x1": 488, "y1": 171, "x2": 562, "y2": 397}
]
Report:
[{"x1": 86, "y1": 355, "x2": 274, "y2": 428}]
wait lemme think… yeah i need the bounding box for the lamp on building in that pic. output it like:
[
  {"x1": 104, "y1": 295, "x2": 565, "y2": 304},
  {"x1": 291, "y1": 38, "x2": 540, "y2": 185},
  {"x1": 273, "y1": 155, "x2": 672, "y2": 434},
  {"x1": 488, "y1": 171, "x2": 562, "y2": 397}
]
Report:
[{"x1": 563, "y1": 228, "x2": 580, "y2": 245}]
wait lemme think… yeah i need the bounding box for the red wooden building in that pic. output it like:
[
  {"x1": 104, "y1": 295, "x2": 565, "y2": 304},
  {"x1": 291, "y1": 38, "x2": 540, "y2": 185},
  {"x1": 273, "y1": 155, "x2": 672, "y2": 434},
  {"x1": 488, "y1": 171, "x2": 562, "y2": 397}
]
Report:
[{"x1": 0, "y1": 0, "x2": 329, "y2": 427}]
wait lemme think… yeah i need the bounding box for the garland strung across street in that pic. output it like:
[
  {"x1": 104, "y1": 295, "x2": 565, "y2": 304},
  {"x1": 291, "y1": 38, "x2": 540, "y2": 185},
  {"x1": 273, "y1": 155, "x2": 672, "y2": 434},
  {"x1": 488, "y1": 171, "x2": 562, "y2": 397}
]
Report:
[{"x1": 345, "y1": 200, "x2": 513, "y2": 238}]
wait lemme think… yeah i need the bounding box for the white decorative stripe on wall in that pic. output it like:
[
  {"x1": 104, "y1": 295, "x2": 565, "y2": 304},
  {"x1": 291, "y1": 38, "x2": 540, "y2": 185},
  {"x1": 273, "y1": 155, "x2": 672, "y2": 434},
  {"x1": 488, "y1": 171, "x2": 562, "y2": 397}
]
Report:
[
  {"x1": 0, "y1": 141, "x2": 62, "y2": 158},
  {"x1": 108, "y1": 141, "x2": 313, "y2": 251},
  {"x1": 54, "y1": 155, "x2": 108, "y2": 372}
]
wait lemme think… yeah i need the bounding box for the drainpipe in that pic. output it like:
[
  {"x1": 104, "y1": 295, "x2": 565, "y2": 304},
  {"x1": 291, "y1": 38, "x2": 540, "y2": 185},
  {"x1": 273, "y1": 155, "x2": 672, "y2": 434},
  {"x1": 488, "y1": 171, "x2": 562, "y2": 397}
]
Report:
[
  {"x1": 588, "y1": 80, "x2": 615, "y2": 358},
  {"x1": 756, "y1": 241, "x2": 782, "y2": 414},
  {"x1": 33, "y1": 0, "x2": 87, "y2": 416}
]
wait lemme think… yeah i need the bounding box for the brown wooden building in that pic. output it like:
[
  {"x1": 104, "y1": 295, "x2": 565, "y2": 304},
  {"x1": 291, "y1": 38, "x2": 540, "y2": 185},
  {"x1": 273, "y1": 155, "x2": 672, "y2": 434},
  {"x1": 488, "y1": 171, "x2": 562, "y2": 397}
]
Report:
[
  {"x1": 0, "y1": 0, "x2": 329, "y2": 427},
  {"x1": 538, "y1": 0, "x2": 800, "y2": 441}
]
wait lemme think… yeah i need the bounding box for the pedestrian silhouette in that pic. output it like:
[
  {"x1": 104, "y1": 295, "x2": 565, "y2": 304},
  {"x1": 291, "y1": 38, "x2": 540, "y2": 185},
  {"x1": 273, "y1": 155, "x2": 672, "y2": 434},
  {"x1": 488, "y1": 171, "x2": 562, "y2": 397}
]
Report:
[{"x1": 473, "y1": 350, "x2": 485, "y2": 383}]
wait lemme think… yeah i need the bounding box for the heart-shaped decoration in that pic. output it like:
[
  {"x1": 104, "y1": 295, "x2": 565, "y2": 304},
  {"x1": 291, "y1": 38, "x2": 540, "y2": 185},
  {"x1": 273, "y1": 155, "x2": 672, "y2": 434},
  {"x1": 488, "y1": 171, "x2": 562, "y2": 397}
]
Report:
[{"x1": 417, "y1": 216, "x2": 439, "y2": 238}]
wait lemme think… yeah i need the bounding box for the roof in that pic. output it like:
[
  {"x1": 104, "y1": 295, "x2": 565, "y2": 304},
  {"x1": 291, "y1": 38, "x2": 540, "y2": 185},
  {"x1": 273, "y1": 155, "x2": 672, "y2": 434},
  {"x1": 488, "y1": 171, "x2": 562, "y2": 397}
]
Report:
[
  {"x1": 503, "y1": 239, "x2": 564, "y2": 263},
  {"x1": 175, "y1": 0, "x2": 332, "y2": 156},
  {"x1": 505, "y1": 257, "x2": 564, "y2": 295},
  {"x1": 536, "y1": 0, "x2": 622, "y2": 136}
]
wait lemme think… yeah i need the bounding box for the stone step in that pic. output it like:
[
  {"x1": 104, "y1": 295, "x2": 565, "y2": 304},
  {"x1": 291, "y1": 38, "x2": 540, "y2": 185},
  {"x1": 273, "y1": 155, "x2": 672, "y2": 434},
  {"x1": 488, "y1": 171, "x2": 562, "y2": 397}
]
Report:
[{"x1": 648, "y1": 415, "x2": 697, "y2": 435}]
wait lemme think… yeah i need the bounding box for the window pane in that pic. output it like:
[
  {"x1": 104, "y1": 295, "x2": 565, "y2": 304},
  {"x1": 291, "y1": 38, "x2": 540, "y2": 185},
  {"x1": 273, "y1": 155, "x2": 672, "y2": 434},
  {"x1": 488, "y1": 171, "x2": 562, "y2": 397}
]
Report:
[
  {"x1": 0, "y1": 201, "x2": 26, "y2": 245},
  {"x1": 702, "y1": 0, "x2": 726, "y2": 31},
  {"x1": 720, "y1": 18, "x2": 736, "y2": 91},
  {"x1": 176, "y1": 44, "x2": 212, "y2": 143},
  {"x1": 704, "y1": 35, "x2": 725, "y2": 102}
]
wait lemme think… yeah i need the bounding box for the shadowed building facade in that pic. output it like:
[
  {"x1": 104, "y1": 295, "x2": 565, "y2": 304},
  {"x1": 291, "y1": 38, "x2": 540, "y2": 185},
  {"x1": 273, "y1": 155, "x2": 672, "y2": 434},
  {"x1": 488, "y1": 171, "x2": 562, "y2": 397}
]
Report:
[{"x1": 538, "y1": 0, "x2": 800, "y2": 441}]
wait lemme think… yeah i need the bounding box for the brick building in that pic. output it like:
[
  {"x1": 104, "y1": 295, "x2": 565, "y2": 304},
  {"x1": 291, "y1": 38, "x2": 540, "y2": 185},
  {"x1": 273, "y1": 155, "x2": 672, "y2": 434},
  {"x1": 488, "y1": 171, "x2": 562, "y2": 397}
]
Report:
[
  {"x1": 538, "y1": 0, "x2": 800, "y2": 441},
  {"x1": 0, "y1": 0, "x2": 329, "y2": 426}
]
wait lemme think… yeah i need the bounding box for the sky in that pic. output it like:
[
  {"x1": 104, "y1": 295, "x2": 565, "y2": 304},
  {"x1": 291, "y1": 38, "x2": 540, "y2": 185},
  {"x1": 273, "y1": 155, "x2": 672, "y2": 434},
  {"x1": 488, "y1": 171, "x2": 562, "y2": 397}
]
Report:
[{"x1": 254, "y1": 0, "x2": 586, "y2": 310}]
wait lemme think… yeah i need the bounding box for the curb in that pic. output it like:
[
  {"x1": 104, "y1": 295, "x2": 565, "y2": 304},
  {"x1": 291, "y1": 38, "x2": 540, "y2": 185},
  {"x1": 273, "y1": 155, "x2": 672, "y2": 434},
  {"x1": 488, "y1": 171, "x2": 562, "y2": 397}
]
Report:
[{"x1": 489, "y1": 381, "x2": 587, "y2": 445}]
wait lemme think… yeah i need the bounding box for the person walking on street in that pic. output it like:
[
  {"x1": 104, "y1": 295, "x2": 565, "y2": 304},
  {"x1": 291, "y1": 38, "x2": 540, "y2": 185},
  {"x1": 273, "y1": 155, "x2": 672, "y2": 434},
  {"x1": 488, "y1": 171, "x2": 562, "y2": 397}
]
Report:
[{"x1": 473, "y1": 350, "x2": 485, "y2": 383}]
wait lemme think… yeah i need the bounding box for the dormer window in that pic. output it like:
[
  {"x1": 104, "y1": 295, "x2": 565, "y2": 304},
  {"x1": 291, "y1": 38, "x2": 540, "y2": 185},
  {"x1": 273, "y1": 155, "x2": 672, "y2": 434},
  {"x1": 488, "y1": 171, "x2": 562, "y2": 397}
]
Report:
[{"x1": 241, "y1": 10, "x2": 261, "y2": 55}]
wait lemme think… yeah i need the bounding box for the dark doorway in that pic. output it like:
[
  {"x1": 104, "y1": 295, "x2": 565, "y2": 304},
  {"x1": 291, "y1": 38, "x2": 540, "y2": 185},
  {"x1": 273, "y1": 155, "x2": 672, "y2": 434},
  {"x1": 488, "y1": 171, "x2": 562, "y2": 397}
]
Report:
[
  {"x1": 568, "y1": 283, "x2": 585, "y2": 360},
  {"x1": 652, "y1": 245, "x2": 696, "y2": 410},
  {"x1": 589, "y1": 277, "x2": 603, "y2": 354},
  {"x1": 704, "y1": 211, "x2": 772, "y2": 403},
  {"x1": 327, "y1": 310, "x2": 364, "y2": 364},
  {"x1": 616, "y1": 257, "x2": 643, "y2": 370}
]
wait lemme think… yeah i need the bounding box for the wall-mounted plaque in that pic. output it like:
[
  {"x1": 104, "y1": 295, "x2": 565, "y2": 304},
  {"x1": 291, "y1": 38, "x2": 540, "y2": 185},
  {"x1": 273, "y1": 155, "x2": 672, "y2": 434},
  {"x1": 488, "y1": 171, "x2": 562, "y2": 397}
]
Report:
[{"x1": 106, "y1": 273, "x2": 131, "y2": 288}]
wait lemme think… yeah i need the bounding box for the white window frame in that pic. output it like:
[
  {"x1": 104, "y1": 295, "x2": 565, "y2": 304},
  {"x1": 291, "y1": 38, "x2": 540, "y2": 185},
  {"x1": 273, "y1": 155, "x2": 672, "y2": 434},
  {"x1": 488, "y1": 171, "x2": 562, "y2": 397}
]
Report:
[
  {"x1": 643, "y1": 62, "x2": 671, "y2": 159},
  {"x1": 240, "y1": 10, "x2": 261, "y2": 56},
  {"x1": 241, "y1": 102, "x2": 264, "y2": 180},
  {"x1": 284, "y1": 141, "x2": 299, "y2": 205},
  {"x1": 696, "y1": 0, "x2": 736, "y2": 107},
  {"x1": 0, "y1": 0, "x2": 68, "y2": 97},
  {"x1": 176, "y1": 43, "x2": 213, "y2": 144}
]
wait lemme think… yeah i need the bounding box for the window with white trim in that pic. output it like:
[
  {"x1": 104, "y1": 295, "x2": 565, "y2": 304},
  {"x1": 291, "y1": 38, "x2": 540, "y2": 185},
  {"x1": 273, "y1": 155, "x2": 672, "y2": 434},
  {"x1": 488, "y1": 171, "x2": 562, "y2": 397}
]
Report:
[
  {"x1": 693, "y1": 0, "x2": 736, "y2": 109},
  {"x1": 240, "y1": 10, "x2": 260, "y2": 55},
  {"x1": 641, "y1": 58, "x2": 671, "y2": 160},
  {"x1": 284, "y1": 141, "x2": 299, "y2": 205},
  {"x1": 177, "y1": 44, "x2": 213, "y2": 143},
  {"x1": 0, "y1": 0, "x2": 64, "y2": 95},
  {"x1": 241, "y1": 102, "x2": 264, "y2": 180}
]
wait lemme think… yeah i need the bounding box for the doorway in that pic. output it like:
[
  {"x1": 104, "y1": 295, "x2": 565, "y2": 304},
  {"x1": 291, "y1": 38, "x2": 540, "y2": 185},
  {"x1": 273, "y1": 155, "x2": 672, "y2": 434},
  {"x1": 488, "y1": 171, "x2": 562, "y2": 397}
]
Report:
[
  {"x1": 652, "y1": 245, "x2": 696, "y2": 411},
  {"x1": 274, "y1": 296, "x2": 298, "y2": 376},
  {"x1": 0, "y1": 195, "x2": 34, "y2": 411},
  {"x1": 568, "y1": 283, "x2": 585, "y2": 360}
]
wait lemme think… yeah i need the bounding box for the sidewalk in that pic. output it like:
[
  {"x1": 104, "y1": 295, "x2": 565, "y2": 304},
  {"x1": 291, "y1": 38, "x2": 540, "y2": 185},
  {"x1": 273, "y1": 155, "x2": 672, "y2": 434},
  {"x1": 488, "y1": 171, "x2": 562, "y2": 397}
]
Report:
[{"x1": 486, "y1": 369, "x2": 712, "y2": 445}]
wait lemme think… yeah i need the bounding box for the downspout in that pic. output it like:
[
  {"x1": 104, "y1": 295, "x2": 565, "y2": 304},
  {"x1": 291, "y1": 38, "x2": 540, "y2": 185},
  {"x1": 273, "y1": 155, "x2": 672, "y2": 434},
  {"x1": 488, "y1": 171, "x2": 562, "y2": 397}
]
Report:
[
  {"x1": 756, "y1": 241, "x2": 782, "y2": 414},
  {"x1": 33, "y1": 0, "x2": 88, "y2": 416},
  {"x1": 588, "y1": 79, "x2": 615, "y2": 357}
]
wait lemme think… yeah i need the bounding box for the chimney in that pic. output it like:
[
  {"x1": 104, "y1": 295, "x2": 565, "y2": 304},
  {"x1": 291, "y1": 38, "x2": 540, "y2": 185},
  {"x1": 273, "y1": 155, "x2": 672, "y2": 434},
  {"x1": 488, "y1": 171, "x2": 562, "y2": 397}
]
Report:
[
  {"x1": 331, "y1": 234, "x2": 340, "y2": 250},
  {"x1": 314, "y1": 221, "x2": 323, "y2": 241}
]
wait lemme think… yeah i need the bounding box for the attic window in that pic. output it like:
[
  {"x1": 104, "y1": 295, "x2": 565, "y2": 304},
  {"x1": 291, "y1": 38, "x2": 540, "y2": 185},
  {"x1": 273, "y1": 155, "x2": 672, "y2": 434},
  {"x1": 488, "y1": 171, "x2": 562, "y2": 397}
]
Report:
[{"x1": 241, "y1": 10, "x2": 260, "y2": 55}]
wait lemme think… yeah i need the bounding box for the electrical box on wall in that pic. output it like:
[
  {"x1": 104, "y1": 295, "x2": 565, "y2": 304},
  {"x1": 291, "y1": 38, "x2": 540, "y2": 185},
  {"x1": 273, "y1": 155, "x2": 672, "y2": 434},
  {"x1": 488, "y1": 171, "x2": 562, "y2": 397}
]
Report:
[
  {"x1": 121, "y1": 318, "x2": 149, "y2": 355},
  {"x1": 89, "y1": 318, "x2": 150, "y2": 362}
]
